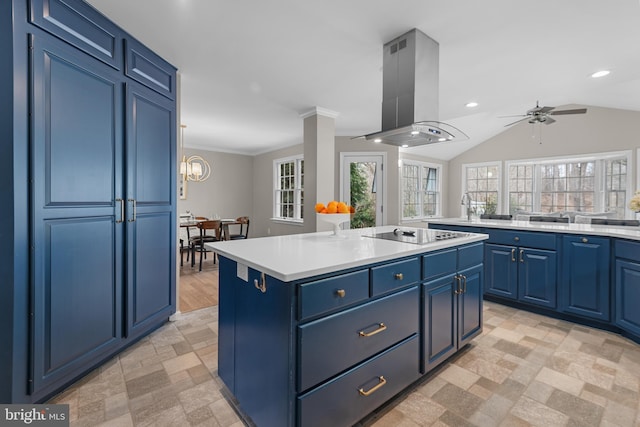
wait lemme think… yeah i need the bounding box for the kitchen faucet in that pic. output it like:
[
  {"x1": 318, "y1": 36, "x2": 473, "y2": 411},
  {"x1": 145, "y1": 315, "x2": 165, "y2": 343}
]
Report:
[{"x1": 461, "y1": 192, "x2": 473, "y2": 221}]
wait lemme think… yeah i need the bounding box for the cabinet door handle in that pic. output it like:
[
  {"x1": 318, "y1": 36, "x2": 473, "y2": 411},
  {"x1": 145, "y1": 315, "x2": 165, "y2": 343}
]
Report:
[
  {"x1": 511, "y1": 248, "x2": 516, "y2": 262},
  {"x1": 453, "y1": 275, "x2": 460, "y2": 294},
  {"x1": 462, "y1": 274, "x2": 467, "y2": 293},
  {"x1": 582, "y1": 237, "x2": 588, "y2": 243},
  {"x1": 115, "y1": 198, "x2": 124, "y2": 223},
  {"x1": 358, "y1": 323, "x2": 387, "y2": 337},
  {"x1": 335, "y1": 289, "x2": 346, "y2": 298},
  {"x1": 358, "y1": 376, "x2": 386, "y2": 396},
  {"x1": 394, "y1": 273, "x2": 404, "y2": 280},
  {"x1": 127, "y1": 198, "x2": 136, "y2": 222},
  {"x1": 519, "y1": 249, "x2": 524, "y2": 263}
]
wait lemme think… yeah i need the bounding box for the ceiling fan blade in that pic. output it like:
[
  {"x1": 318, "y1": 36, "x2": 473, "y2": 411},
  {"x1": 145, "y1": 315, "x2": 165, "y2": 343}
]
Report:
[
  {"x1": 504, "y1": 117, "x2": 530, "y2": 127},
  {"x1": 542, "y1": 116, "x2": 556, "y2": 125},
  {"x1": 538, "y1": 106, "x2": 555, "y2": 113},
  {"x1": 549, "y1": 108, "x2": 587, "y2": 115}
]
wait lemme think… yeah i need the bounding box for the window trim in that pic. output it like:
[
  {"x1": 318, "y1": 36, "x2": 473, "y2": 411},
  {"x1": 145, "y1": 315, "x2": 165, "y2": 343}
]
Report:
[
  {"x1": 272, "y1": 154, "x2": 304, "y2": 223},
  {"x1": 461, "y1": 161, "x2": 502, "y2": 217},
  {"x1": 504, "y1": 150, "x2": 632, "y2": 217},
  {"x1": 401, "y1": 159, "x2": 443, "y2": 220}
]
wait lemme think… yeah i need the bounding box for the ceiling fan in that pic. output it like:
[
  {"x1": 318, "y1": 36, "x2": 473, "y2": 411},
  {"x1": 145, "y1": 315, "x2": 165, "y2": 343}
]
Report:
[{"x1": 502, "y1": 102, "x2": 587, "y2": 127}]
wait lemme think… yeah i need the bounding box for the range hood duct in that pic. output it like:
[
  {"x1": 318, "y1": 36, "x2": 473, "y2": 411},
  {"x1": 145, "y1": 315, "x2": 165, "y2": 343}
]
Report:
[{"x1": 364, "y1": 29, "x2": 468, "y2": 147}]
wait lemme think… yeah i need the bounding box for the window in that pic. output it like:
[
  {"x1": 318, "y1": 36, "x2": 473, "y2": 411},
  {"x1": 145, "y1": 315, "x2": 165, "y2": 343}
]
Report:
[
  {"x1": 463, "y1": 163, "x2": 500, "y2": 215},
  {"x1": 402, "y1": 161, "x2": 441, "y2": 219},
  {"x1": 506, "y1": 152, "x2": 630, "y2": 218},
  {"x1": 274, "y1": 156, "x2": 304, "y2": 221}
]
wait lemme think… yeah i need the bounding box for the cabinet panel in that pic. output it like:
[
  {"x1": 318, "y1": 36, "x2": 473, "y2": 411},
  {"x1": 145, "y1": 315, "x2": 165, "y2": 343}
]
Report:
[
  {"x1": 518, "y1": 248, "x2": 557, "y2": 308},
  {"x1": 422, "y1": 248, "x2": 456, "y2": 281},
  {"x1": 561, "y1": 236, "x2": 610, "y2": 321},
  {"x1": 487, "y1": 229, "x2": 556, "y2": 250},
  {"x1": 616, "y1": 259, "x2": 640, "y2": 337},
  {"x1": 125, "y1": 38, "x2": 176, "y2": 99},
  {"x1": 458, "y1": 264, "x2": 483, "y2": 346},
  {"x1": 458, "y1": 242, "x2": 484, "y2": 270},
  {"x1": 484, "y1": 244, "x2": 518, "y2": 299},
  {"x1": 30, "y1": 0, "x2": 122, "y2": 69},
  {"x1": 370, "y1": 257, "x2": 420, "y2": 296},
  {"x1": 298, "y1": 336, "x2": 419, "y2": 427},
  {"x1": 299, "y1": 270, "x2": 369, "y2": 320},
  {"x1": 298, "y1": 286, "x2": 418, "y2": 392},
  {"x1": 423, "y1": 275, "x2": 456, "y2": 372}
]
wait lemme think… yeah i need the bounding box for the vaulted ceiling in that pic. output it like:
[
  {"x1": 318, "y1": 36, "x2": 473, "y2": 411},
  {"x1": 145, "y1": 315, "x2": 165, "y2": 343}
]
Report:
[{"x1": 87, "y1": 0, "x2": 640, "y2": 160}]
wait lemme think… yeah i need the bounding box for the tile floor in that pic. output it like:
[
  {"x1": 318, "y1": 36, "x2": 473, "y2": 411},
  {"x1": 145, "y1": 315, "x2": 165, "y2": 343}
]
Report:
[{"x1": 50, "y1": 302, "x2": 640, "y2": 427}]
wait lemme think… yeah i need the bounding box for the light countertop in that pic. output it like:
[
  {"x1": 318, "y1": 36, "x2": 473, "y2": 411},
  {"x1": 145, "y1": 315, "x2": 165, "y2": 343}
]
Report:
[
  {"x1": 426, "y1": 218, "x2": 640, "y2": 241},
  {"x1": 206, "y1": 225, "x2": 487, "y2": 282}
]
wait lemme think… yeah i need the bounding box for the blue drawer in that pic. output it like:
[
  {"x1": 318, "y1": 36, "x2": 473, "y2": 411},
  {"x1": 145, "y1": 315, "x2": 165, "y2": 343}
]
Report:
[
  {"x1": 298, "y1": 286, "x2": 419, "y2": 392},
  {"x1": 370, "y1": 257, "x2": 420, "y2": 296},
  {"x1": 616, "y1": 239, "x2": 640, "y2": 263},
  {"x1": 487, "y1": 229, "x2": 556, "y2": 250},
  {"x1": 458, "y1": 242, "x2": 484, "y2": 270},
  {"x1": 422, "y1": 249, "x2": 456, "y2": 281},
  {"x1": 298, "y1": 335, "x2": 420, "y2": 427},
  {"x1": 299, "y1": 270, "x2": 369, "y2": 320}
]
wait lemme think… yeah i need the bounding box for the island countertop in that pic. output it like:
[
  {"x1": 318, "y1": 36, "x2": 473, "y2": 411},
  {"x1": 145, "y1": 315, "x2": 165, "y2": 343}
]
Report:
[
  {"x1": 206, "y1": 225, "x2": 487, "y2": 282},
  {"x1": 426, "y1": 217, "x2": 640, "y2": 242}
]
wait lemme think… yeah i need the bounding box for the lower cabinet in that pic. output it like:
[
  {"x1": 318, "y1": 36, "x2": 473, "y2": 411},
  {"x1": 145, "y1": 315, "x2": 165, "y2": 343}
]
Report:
[
  {"x1": 218, "y1": 245, "x2": 483, "y2": 427},
  {"x1": 560, "y1": 235, "x2": 610, "y2": 321},
  {"x1": 422, "y1": 243, "x2": 483, "y2": 372},
  {"x1": 615, "y1": 240, "x2": 640, "y2": 337}
]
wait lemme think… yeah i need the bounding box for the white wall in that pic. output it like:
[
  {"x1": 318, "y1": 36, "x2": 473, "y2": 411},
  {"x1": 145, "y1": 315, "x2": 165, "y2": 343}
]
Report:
[{"x1": 445, "y1": 105, "x2": 640, "y2": 217}]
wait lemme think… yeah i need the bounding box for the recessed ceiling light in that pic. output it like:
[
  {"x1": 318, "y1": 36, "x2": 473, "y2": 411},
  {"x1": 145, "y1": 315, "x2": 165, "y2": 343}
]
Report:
[
  {"x1": 438, "y1": 138, "x2": 447, "y2": 142},
  {"x1": 401, "y1": 144, "x2": 409, "y2": 148},
  {"x1": 410, "y1": 130, "x2": 420, "y2": 135},
  {"x1": 373, "y1": 138, "x2": 382, "y2": 143},
  {"x1": 591, "y1": 70, "x2": 610, "y2": 78},
  {"x1": 465, "y1": 102, "x2": 478, "y2": 108}
]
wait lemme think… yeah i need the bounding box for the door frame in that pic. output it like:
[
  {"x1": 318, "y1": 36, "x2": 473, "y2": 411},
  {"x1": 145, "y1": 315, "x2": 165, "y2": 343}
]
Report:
[{"x1": 339, "y1": 152, "x2": 387, "y2": 227}]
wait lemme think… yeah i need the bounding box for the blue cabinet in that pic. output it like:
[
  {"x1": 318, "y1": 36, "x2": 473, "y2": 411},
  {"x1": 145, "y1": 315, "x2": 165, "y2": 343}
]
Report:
[
  {"x1": 561, "y1": 235, "x2": 610, "y2": 321},
  {"x1": 484, "y1": 230, "x2": 557, "y2": 309},
  {"x1": 422, "y1": 244, "x2": 483, "y2": 373},
  {"x1": 23, "y1": 0, "x2": 176, "y2": 401},
  {"x1": 615, "y1": 240, "x2": 640, "y2": 337}
]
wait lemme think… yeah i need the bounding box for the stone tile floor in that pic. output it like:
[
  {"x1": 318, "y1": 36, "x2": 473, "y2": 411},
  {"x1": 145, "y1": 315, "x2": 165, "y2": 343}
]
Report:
[{"x1": 50, "y1": 302, "x2": 640, "y2": 426}]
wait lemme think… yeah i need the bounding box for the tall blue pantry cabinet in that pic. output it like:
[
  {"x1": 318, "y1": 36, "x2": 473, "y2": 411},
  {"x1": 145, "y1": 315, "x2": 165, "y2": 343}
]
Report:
[{"x1": 0, "y1": 0, "x2": 177, "y2": 403}]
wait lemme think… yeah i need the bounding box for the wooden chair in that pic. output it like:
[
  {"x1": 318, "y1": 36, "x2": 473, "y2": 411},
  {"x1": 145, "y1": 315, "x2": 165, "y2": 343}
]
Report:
[
  {"x1": 228, "y1": 216, "x2": 250, "y2": 240},
  {"x1": 190, "y1": 220, "x2": 222, "y2": 271}
]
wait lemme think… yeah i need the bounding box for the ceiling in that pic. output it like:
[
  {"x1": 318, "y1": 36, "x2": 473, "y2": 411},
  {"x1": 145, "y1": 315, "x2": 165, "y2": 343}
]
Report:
[{"x1": 86, "y1": 0, "x2": 640, "y2": 160}]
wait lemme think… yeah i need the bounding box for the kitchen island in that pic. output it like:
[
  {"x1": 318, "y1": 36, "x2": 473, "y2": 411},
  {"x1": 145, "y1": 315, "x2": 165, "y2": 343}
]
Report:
[
  {"x1": 427, "y1": 218, "x2": 640, "y2": 345},
  {"x1": 207, "y1": 226, "x2": 488, "y2": 427}
]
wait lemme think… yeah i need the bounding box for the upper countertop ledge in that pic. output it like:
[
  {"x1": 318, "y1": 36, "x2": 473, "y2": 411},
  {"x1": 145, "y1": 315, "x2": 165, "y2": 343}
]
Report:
[
  {"x1": 206, "y1": 225, "x2": 487, "y2": 282},
  {"x1": 426, "y1": 218, "x2": 640, "y2": 242}
]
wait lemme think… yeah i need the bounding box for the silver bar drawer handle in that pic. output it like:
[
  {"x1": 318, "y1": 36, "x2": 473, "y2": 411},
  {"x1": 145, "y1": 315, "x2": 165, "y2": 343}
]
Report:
[
  {"x1": 454, "y1": 275, "x2": 461, "y2": 295},
  {"x1": 519, "y1": 249, "x2": 524, "y2": 263},
  {"x1": 127, "y1": 198, "x2": 136, "y2": 222},
  {"x1": 358, "y1": 376, "x2": 386, "y2": 396},
  {"x1": 115, "y1": 198, "x2": 124, "y2": 223},
  {"x1": 394, "y1": 273, "x2": 404, "y2": 280},
  {"x1": 359, "y1": 323, "x2": 387, "y2": 337}
]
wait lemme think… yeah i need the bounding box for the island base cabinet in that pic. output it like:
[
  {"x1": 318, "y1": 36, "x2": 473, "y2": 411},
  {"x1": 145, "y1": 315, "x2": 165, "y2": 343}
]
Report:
[
  {"x1": 616, "y1": 259, "x2": 640, "y2": 337},
  {"x1": 298, "y1": 336, "x2": 420, "y2": 427}
]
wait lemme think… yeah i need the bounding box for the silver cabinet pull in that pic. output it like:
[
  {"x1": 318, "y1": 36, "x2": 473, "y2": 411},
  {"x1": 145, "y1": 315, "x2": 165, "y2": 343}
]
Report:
[
  {"x1": 582, "y1": 237, "x2": 588, "y2": 243},
  {"x1": 462, "y1": 274, "x2": 467, "y2": 293},
  {"x1": 127, "y1": 198, "x2": 136, "y2": 222},
  {"x1": 514, "y1": 236, "x2": 520, "y2": 242},
  {"x1": 454, "y1": 275, "x2": 461, "y2": 295},
  {"x1": 115, "y1": 198, "x2": 124, "y2": 223},
  {"x1": 519, "y1": 249, "x2": 524, "y2": 263},
  {"x1": 511, "y1": 248, "x2": 516, "y2": 262}
]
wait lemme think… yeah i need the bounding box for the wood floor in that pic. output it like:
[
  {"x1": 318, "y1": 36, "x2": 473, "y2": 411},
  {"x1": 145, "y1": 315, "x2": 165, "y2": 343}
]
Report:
[{"x1": 178, "y1": 250, "x2": 219, "y2": 313}]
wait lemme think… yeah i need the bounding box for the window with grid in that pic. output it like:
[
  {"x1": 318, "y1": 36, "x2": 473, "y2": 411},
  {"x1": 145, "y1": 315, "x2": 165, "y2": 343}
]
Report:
[
  {"x1": 402, "y1": 161, "x2": 441, "y2": 219},
  {"x1": 506, "y1": 153, "x2": 629, "y2": 218},
  {"x1": 464, "y1": 164, "x2": 500, "y2": 215},
  {"x1": 274, "y1": 156, "x2": 304, "y2": 221}
]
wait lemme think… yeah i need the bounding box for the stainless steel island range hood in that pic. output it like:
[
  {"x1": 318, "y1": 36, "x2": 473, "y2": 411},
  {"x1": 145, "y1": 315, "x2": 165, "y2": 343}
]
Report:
[{"x1": 364, "y1": 29, "x2": 468, "y2": 147}]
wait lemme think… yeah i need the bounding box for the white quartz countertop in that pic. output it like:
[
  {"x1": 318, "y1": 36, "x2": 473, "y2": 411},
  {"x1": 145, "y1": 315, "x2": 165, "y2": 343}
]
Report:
[
  {"x1": 426, "y1": 218, "x2": 640, "y2": 241},
  {"x1": 206, "y1": 225, "x2": 487, "y2": 282}
]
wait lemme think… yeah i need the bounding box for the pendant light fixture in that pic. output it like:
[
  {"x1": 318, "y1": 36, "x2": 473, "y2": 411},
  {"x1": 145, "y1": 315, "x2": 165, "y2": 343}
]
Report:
[{"x1": 179, "y1": 124, "x2": 211, "y2": 182}]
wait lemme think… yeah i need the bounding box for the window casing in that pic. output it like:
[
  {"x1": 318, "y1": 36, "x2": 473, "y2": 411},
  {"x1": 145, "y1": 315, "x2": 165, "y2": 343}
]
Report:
[
  {"x1": 273, "y1": 156, "x2": 304, "y2": 221},
  {"x1": 462, "y1": 163, "x2": 501, "y2": 215},
  {"x1": 506, "y1": 152, "x2": 630, "y2": 218},
  {"x1": 402, "y1": 161, "x2": 441, "y2": 219}
]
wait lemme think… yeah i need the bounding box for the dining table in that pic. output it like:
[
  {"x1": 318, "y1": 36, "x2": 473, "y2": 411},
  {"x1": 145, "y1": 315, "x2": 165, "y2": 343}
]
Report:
[{"x1": 180, "y1": 217, "x2": 240, "y2": 241}]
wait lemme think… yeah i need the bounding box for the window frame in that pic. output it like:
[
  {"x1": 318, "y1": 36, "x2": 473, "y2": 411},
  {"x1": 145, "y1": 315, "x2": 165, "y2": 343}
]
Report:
[
  {"x1": 401, "y1": 159, "x2": 443, "y2": 220},
  {"x1": 461, "y1": 161, "x2": 502, "y2": 217},
  {"x1": 272, "y1": 155, "x2": 304, "y2": 223},
  {"x1": 504, "y1": 150, "x2": 632, "y2": 218}
]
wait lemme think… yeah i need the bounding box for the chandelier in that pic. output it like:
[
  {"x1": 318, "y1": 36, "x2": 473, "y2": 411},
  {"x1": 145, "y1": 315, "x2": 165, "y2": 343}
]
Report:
[{"x1": 179, "y1": 124, "x2": 211, "y2": 182}]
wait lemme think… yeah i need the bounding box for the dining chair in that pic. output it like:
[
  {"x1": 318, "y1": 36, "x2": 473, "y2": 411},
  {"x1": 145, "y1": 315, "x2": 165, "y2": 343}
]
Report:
[
  {"x1": 228, "y1": 216, "x2": 250, "y2": 240},
  {"x1": 190, "y1": 219, "x2": 222, "y2": 271}
]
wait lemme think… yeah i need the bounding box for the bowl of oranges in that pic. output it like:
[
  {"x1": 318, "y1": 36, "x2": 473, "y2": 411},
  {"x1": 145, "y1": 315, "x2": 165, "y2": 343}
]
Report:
[{"x1": 315, "y1": 201, "x2": 355, "y2": 236}]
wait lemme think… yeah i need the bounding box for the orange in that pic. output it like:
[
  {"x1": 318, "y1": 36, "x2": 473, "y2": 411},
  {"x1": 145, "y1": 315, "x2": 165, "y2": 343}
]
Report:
[
  {"x1": 349, "y1": 205, "x2": 355, "y2": 213},
  {"x1": 320, "y1": 207, "x2": 328, "y2": 214},
  {"x1": 326, "y1": 203, "x2": 338, "y2": 213},
  {"x1": 315, "y1": 202, "x2": 325, "y2": 213},
  {"x1": 337, "y1": 202, "x2": 349, "y2": 213}
]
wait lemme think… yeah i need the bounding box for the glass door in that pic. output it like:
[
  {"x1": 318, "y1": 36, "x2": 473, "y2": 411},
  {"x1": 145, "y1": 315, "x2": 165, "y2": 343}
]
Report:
[{"x1": 341, "y1": 154, "x2": 385, "y2": 227}]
